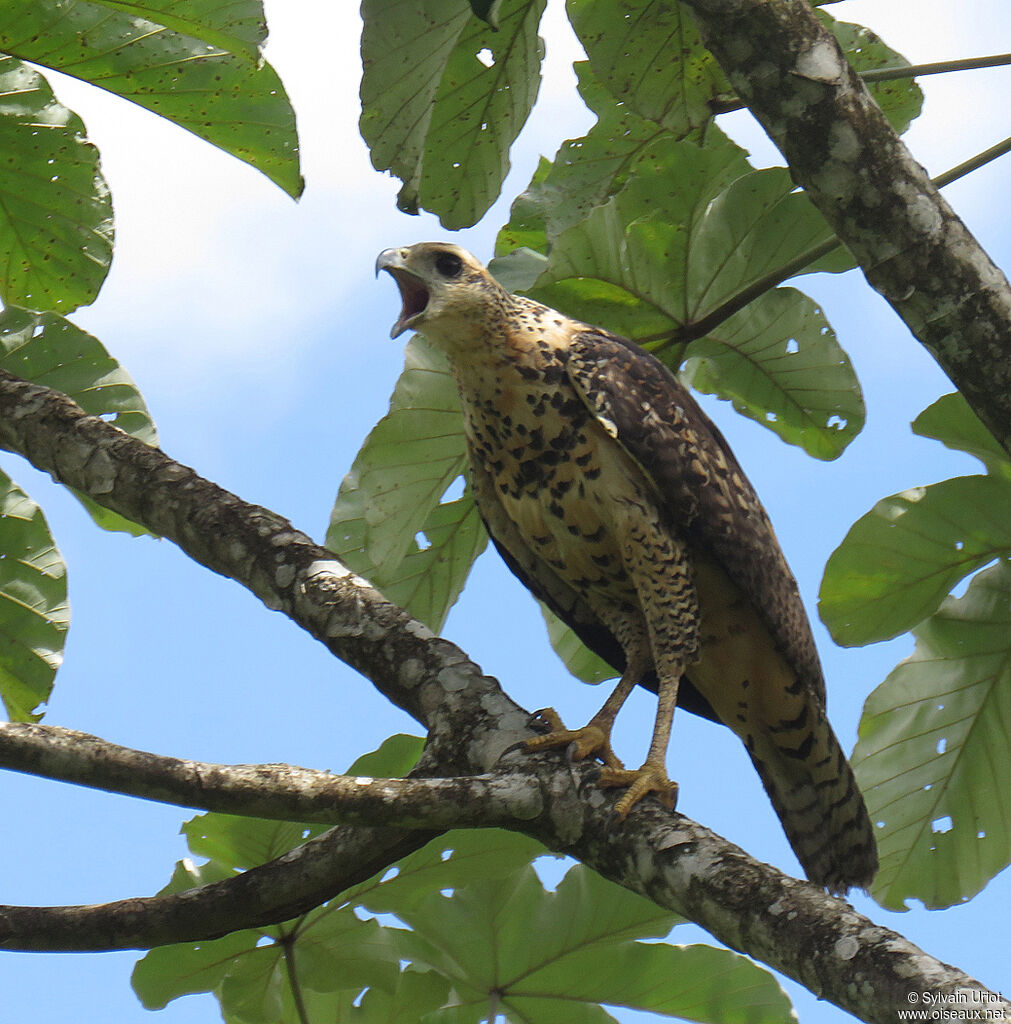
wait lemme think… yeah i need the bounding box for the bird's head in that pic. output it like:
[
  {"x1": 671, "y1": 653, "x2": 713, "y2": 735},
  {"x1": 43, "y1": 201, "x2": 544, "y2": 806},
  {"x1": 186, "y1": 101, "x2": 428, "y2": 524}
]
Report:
[{"x1": 376, "y1": 243, "x2": 508, "y2": 351}]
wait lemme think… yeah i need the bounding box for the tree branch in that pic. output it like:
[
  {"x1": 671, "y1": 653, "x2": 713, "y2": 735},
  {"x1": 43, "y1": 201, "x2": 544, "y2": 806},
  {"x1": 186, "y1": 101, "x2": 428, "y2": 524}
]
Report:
[
  {"x1": 682, "y1": 0, "x2": 1011, "y2": 453},
  {"x1": 0, "y1": 821, "x2": 435, "y2": 951},
  {"x1": 0, "y1": 370, "x2": 1005, "y2": 1022},
  {"x1": 0, "y1": 721, "x2": 543, "y2": 827}
]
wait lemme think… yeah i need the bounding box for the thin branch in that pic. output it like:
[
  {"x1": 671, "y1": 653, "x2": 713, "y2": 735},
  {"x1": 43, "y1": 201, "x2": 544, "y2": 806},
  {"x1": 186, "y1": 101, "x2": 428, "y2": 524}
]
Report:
[
  {"x1": 933, "y1": 135, "x2": 1011, "y2": 189},
  {"x1": 0, "y1": 721, "x2": 543, "y2": 828},
  {"x1": 861, "y1": 52, "x2": 1011, "y2": 82},
  {"x1": 709, "y1": 52, "x2": 1011, "y2": 112}
]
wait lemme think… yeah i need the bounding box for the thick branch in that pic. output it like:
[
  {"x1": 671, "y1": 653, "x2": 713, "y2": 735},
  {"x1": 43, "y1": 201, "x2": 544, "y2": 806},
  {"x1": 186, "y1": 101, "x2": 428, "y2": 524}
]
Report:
[
  {"x1": 0, "y1": 368, "x2": 524, "y2": 759},
  {"x1": 0, "y1": 372, "x2": 1005, "y2": 1022},
  {"x1": 683, "y1": 0, "x2": 1011, "y2": 452},
  {"x1": 0, "y1": 721, "x2": 543, "y2": 827}
]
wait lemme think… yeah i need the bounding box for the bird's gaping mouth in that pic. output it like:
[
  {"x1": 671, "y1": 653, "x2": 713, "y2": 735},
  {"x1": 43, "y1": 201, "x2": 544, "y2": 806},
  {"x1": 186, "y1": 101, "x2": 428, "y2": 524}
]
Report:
[
  {"x1": 376, "y1": 250, "x2": 431, "y2": 339},
  {"x1": 387, "y1": 269, "x2": 429, "y2": 338}
]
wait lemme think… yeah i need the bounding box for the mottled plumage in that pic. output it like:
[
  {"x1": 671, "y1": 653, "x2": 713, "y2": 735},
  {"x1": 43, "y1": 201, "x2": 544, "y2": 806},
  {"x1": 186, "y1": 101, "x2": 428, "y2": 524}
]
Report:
[{"x1": 376, "y1": 242, "x2": 877, "y2": 894}]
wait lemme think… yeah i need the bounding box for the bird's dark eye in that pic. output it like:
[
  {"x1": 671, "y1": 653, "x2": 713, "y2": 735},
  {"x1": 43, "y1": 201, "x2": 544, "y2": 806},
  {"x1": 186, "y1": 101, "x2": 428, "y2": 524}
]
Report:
[{"x1": 434, "y1": 251, "x2": 463, "y2": 278}]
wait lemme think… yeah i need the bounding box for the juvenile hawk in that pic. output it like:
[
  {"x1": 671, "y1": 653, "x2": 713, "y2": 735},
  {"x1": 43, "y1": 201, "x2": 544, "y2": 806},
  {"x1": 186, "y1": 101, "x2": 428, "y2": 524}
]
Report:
[{"x1": 377, "y1": 242, "x2": 877, "y2": 894}]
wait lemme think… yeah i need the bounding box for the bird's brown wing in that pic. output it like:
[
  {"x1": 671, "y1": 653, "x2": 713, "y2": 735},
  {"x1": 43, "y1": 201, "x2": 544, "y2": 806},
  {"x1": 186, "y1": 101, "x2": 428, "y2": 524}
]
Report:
[{"x1": 563, "y1": 328, "x2": 826, "y2": 705}]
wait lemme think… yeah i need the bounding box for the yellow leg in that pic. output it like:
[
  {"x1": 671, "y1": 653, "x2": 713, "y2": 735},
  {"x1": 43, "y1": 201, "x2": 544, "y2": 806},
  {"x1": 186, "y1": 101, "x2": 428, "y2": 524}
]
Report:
[
  {"x1": 597, "y1": 672, "x2": 680, "y2": 817},
  {"x1": 593, "y1": 515, "x2": 696, "y2": 818}
]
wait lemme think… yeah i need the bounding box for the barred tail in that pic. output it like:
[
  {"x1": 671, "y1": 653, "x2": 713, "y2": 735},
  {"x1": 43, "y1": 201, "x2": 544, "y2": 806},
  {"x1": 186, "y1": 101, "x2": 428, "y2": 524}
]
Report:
[{"x1": 748, "y1": 703, "x2": 878, "y2": 894}]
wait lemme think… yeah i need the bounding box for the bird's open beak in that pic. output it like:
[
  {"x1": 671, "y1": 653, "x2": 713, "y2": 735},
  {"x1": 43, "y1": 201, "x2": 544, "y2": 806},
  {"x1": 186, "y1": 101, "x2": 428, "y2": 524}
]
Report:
[{"x1": 376, "y1": 249, "x2": 430, "y2": 339}]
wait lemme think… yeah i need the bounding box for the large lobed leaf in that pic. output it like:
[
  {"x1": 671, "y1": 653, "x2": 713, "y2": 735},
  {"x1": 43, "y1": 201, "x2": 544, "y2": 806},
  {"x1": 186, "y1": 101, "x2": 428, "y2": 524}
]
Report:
[
  {"x1": 326, "y1": 335, "x2": 487, "y2": 632},
  {"x1": 360, "y1": 0, "x2": 546, "y2": 228},
  {"x1": 0, "y1": 56, "x2": 113, "y2": 314},
  {"x1": 391, "y1": 863, "x2": 793, "y2": 1023},
  {"x1": 854, "y1": 560, "x2": 1011, "y2": 911},
  {"x1": 0, "y1": 0, "x2": 301, "y2": 197}
]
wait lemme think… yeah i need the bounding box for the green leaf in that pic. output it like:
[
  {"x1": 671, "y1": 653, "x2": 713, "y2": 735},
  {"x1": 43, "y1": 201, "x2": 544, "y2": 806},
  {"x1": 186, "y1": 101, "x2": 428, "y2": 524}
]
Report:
[
  {"x1": 394, "y1": 864, "x2": 792, "y2": 1023},
  {"x1": 0, "y1": 56, "x2": 113, "y2": 313},
  {"x1": 0, "y1": 307, "x2": 158, "y2": 535},
  {"x1": 133, "y1": 927, "x2": 259, "y2": 1010},
  {"x1": 327, "y1": 335, "x2": 487, "y2": 632},
  {"x1": 182, "y1": 813, "x2": 325, "y2": 869},
  {"x1": 819, "y1": 475, "x2": 1011, "y2": 646},
  {"x1": 347, "y1": 733, "x2": 425, "y2": 778},
  {"x1": 360, "y1": 0, "x2": 546, "y2": 227},
  {"x1": 680, "y1": 287, "x2": 864, "y2": 459},
  {"x1": 0, "y1": 1, "x2": 302, "y2": 197},
  {"x1": 567, "y1": 0, "x2": 731, "y2": 136},
  {"x1": 824, "y1": 14, "x2": 923, "y2": 134},
  {"x1": 354, "y1": 970, "x2": 451, "y2": 1023},
  {"x1": 855, "y1": 560, "x2": 1011, "y2": 911},
  {"x1": 541, "y1": 604, "x2": 615, "y2": 685},
  {"x1": 0, "y1": 471, "x2": 69, "y2": 722},
  {"x1": 912, "y1": 393, "x2": 1011, "y2": 479}
]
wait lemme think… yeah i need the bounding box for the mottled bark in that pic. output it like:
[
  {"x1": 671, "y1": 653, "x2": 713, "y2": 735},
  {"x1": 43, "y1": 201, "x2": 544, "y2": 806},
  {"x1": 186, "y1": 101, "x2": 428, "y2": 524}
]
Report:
[
  {"x1": 0, "y1": 721, "x2": 543, "y2": 828},
  {"x1": 683, "y1": 0, "x2": 1011, "y2": 451},
  {"x1": 0, "y1": 371, "x2": 1006, "y2": 1023}
]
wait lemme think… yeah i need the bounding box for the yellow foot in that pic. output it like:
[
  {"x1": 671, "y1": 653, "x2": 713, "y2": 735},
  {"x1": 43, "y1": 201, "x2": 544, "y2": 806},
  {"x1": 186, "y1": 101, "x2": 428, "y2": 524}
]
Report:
[
  {"x1": 598, "y1": 763, "x2": 679, "y2": 819},
  {"x1": 523, "y1": 708, "x2": 624, "y2": 770}
]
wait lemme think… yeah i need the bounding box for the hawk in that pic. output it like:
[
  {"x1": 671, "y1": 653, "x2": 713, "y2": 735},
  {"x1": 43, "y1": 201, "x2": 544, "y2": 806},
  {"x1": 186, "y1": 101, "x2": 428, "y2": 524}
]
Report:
[{"x1": 377, "y1": 242, "x2": 878, "y2": 894}]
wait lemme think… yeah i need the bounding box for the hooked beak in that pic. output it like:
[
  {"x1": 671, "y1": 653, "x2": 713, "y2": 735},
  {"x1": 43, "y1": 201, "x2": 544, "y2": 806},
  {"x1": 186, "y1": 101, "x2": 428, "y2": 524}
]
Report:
[{"x1": 376, "y1": 248, "x2": 430, "y2": 339}]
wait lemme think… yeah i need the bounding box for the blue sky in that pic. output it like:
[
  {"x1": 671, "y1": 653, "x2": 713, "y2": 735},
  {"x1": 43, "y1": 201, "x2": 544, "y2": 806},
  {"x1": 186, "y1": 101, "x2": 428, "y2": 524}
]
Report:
[{"x1": 0, "y1": 1, "x2": 1008, "y2": 1021}]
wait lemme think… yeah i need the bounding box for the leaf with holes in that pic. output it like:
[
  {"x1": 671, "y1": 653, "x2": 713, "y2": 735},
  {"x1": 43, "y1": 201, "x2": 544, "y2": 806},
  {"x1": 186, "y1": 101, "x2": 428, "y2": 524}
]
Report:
[
  {"x1": 0, "y1": 471, "x2": 68, "y2": 722},
  {"x1": 854, "y1": 560, "x2": 1011, "y2": 910},
  {"x1": 819, "y1": 475, "x2": 1011, "y2": 646},
  {"x1": 391, "y1": 863, "x2": 792, "y2": 1023},
  {"x1": 328, "y1": 335, "x2": 487, "y2": 632},
  {"x1": 680, "y1": 287, "x2": 863, "y2": 459},
  {"x1": 912, "y1": 393, "x2": 1011, "y2": 480},
  {"x1": 0, "y1": 57, "x2": 113, "y2": 313},
  {"x1": 0, "y1": 0, "x2": 301, "y2": 196},
  {"x1": 360, "y1": 0, "x2": 545, "y2": 227},
  {"x1": 0, "y1": 307, "x2": 158, "y2": 535}
]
